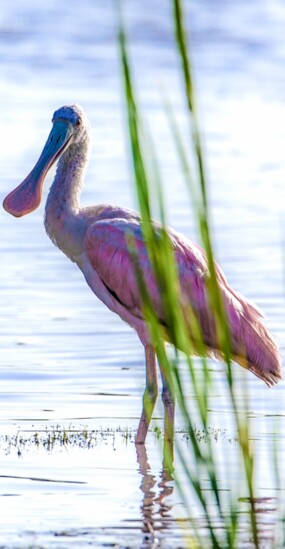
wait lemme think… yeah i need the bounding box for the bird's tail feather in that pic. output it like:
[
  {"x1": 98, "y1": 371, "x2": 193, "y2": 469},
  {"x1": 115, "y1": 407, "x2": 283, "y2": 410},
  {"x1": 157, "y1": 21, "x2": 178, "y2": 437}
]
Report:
[{"x1": 223, "y1": 286, "x2": 282, "y2": 387}]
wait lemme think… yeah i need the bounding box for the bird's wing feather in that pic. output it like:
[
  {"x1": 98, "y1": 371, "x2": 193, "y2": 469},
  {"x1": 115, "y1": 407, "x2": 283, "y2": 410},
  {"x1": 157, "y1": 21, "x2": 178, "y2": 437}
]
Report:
[
  {"x1": 85, "y1": 218, "x2": 161, "y2": 318},
  {"x1": 84, "y1": 217, "x2": 281, "y2": 385},
  {"x1": 84, "y1": 217, "x2": 209, "y2": 323}
]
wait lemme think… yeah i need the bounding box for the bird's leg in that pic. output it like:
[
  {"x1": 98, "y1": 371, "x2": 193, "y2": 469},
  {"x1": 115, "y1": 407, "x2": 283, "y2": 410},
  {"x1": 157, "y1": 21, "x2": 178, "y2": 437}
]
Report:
[
  {"x1": 136, "y1": 344, "x2": 158, "y2": 445},
  {"x1": 159, "y1": 360, "x2": 175, "y2": 445}
]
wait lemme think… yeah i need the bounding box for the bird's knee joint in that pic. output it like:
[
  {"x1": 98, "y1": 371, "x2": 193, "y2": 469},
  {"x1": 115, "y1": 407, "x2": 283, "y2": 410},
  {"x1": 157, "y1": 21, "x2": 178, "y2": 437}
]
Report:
[
  {"x1": 143, "y1": 382, "x2": 158, "y2": 405},
  {"x1": 162, "y1": 386, "x2": 174, "y2": 408}
]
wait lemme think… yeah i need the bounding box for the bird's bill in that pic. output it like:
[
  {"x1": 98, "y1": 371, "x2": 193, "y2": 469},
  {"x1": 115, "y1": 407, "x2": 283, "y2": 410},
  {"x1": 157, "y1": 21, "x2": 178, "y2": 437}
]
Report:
[{"x1": 3, "y1": 120, "x2": 73, "y2": 217}]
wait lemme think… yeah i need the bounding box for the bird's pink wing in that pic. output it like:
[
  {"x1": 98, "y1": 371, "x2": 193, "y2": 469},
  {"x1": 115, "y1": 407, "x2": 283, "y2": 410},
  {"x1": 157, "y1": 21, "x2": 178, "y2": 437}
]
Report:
[
  {"x1": 84, "y1": 218, "x2": 282, "y2": 386},
  {"x1": 84, "y1": 218, "x2": 166, "y2": 320},
  {"x1": 84, "y1": 218, "x2": 209, "y2": 323}
]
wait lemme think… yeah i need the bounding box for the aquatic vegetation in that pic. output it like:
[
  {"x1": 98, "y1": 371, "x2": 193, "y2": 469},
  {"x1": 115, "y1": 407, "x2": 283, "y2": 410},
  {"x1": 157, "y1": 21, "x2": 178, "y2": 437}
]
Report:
[
  {"x1": 1, "y1": 425, "x2": 130, "y2": 456},
  {"x1": 0, "y1": 423, "x2": 229, "y2": 456}
]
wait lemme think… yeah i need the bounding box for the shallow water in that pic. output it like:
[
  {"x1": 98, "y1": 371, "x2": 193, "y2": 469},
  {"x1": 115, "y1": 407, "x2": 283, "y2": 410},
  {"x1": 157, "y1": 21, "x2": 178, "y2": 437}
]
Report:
[{"x1": 1, "y1": 1, "x2": 285, "y2": 547}]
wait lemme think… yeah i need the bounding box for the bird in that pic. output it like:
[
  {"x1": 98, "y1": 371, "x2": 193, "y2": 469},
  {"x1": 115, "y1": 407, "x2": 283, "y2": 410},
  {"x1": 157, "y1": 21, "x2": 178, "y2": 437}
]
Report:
[{"x1": 3, "y1": 104, "x2": 282, "y2": 444}]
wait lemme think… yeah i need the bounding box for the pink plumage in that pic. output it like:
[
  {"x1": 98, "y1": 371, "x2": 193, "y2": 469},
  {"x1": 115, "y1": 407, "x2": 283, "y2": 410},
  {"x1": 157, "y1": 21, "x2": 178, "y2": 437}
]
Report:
[{"x1": 85, "y1": 217, "x2": 281, "y2": 387}]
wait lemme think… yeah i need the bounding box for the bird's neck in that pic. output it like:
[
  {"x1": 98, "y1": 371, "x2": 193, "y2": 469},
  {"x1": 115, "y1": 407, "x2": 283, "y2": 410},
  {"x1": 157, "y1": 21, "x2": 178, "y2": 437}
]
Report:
[
  {"x1": 47, "y1": 137, "x2": 89, "y2": 213},
  {"x1": 44, "y1": 137, "x2": 90, "y2": 261}
]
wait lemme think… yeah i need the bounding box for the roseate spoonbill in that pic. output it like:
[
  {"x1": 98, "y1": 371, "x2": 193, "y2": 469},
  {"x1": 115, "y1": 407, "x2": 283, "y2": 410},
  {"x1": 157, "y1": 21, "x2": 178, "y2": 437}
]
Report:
[{"x1": 3, "y1": 105, "x2": 282, "y2": 443}]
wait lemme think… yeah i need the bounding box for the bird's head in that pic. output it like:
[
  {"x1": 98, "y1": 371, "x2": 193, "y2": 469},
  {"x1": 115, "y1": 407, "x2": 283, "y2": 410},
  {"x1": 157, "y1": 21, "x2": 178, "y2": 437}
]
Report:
[
  {"x1": 52, "y1": 104, "x2": 90, "y2": 145},
  {"x1": 3, "y1": 104, "x2": 89, "y2": 217}
]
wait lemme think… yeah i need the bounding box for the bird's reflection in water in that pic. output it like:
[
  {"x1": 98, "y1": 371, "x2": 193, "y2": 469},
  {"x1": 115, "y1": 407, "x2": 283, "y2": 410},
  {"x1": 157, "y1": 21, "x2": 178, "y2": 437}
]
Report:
[
  {"x1": 239, "y1": 496, "x2": 278, "y2": 547},
  {"x1": 136, "y1": 437, "x2": 175, "y2": 547},
  {"x1": 136, "y1": 441, "x2": 279, "y2": 548}
]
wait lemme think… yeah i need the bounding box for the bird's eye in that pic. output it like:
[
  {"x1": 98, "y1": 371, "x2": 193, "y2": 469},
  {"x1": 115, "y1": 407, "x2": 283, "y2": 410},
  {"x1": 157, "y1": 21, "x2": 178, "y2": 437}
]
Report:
[{"x1": 75, "y1": 118, "x2": 81, "y2": 127}]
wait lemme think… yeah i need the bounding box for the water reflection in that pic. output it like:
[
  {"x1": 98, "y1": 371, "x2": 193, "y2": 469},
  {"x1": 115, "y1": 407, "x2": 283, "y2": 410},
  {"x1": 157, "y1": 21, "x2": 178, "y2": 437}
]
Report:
[
  {"x1": 238, "y1": 497, "x2": 279, "y2": 548},
  {"x1": 136, "y1": 441, "x2": 175, "y2": 547},
  {"x1": 136, "y1": 433, "x2": 283, "y2": 548}
]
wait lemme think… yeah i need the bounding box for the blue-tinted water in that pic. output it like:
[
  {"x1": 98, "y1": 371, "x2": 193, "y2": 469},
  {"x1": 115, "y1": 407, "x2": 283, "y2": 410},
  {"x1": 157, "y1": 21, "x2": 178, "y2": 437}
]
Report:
[{"x1": 1, "y1": 1, "x2": 285, "y2": 547}]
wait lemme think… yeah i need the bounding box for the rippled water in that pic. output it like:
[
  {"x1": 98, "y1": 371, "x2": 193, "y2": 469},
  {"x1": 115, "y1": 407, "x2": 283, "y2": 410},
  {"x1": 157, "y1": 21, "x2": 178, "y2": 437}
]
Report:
[{"x1": 1, "y1": 1, "x2": 285, "y2": 547}]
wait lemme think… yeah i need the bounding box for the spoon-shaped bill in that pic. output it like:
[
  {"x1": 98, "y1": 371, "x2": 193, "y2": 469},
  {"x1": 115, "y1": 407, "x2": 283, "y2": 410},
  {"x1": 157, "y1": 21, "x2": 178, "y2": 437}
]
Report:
[{"x1": 3, "y1": 120, "x2": 73, "y2": 217}]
